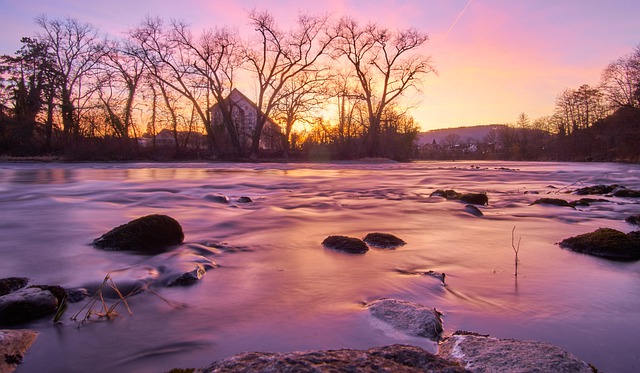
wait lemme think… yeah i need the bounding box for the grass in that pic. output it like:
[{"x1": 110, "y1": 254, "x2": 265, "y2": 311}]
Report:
[{"x1": 511, "y1": 226, "x2": 522, "y2": 277}]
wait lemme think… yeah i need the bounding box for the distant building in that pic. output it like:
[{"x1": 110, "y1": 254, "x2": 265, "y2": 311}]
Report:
[{"x1": 209, "y1": 89, "x2": 282, "y2": 155}]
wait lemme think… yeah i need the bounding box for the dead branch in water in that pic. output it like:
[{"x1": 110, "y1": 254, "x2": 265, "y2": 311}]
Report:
[{"x1": 511, "y1": 226, "x2": 522, "y2": 276}]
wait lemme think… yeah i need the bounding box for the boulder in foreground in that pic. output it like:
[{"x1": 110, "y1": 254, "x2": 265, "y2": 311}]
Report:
[
  {"x1": 363, "y1": 232, "x2": 406, "y2": 249},
  {"x1": 0, "y1": 285, "x2": 65, "y2": 326},
  {"x1": 0, "y1": 329, "x2": 38, "y2": 373},
  {"x1": 559, "y1": 228, "x2": 640, "y2": 261},
  {"x1": 199, "y1": 344, "x2": 468, "y2": 373},
  {"x1": 93, "y1": 214, "x2": 184, "y2": 253},
  {"x1": 367, "y1": 298, "x2": 443, "y2": 340},
  {"x1": 322, "y1": 235, "x2": 369, "y2": 254},
  {"x1": 438, "y1": 332, "x2": 594, "y2": 372}
]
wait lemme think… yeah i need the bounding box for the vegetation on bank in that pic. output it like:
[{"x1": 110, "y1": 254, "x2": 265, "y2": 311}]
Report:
[{"x1": 0, "y1": 11, "x2": 638, "y2": 162}]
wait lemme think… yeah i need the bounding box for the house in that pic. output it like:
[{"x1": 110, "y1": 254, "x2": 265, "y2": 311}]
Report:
[{"x1": 209, "y1": 89, "x2": 282, "y2": 155}]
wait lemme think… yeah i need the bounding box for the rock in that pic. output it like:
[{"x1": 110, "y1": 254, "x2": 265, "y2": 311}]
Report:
[
  {"x1": 363, "y1": 233, "x2": 406, "y2": 249},
  {"x1": 199, "y1": 344, "x2": 469, "y2": 373},
  {"x1": 205, "y1": 194, "x2": 230, "y2": 204},
  {"x1": 322, "y1": 235, "x2": 369, "y2": 254},
  {"x1": 367, "y1": 299, "x2": 443, "y2": 340},
  {"x1": 459, "y1": 193, "x2": 488, "y2": 206},
  {"x1": 559, "y1": 228, "x2": 640, "y2": 261},
  {"x1": 167, "y1": 264, "x2": 207, "y2": 286},
  {"x1": 430, "y1": 190, "x2": 488, "y2": 205},
  {"x1": 0, "y1": 278, "x2": 28, "y2": 297},
  {"x1": 0, "y1": 286, "x2": 64, "y2": 326},
  {"x1": 464, "y1": 205, "x2": 483, "y2": 217},
  {"x1": 93, "y1": 214, "x2": 185, "y2": 253},
  {"x1": 0, "y1": 329, "x2": 38, "y2": 373},
  {"x1": 437, "y1": 333, "x2": 594, "y2": 372},
  {"x1": 529, "y1": 198, "x2": 575, "y2": 208},
  {"x1": 626, "y1": 214, "x2": 640, "y2": 225},
  {"x1": 237, "y1": 196, "x2": 253, "y2": 203},
  {"x1": 574, "y1": 184, "x2": 619, "y2": 195},
  {"x1": 613, "y1": 188, "x2": 640, "y2": 197}
]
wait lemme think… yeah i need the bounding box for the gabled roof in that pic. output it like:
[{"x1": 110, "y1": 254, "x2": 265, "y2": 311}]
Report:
[{"x1": 210, "y1": 88, "x2": 276, "y2": 125}]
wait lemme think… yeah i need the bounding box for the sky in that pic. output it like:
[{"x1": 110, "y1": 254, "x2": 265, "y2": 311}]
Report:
[{"x1": 1, "y1": 0, "x2": 639, "y2": 131}]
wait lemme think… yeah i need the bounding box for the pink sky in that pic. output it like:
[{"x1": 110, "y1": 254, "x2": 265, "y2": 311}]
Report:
[{"x1": 2, "y1": 0, "x2": 639, "y2": 130}]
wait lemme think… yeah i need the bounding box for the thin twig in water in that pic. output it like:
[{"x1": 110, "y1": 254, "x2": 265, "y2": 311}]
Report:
[{"x1": 511, "y1": 226, "x2": 522, "y2": 276}]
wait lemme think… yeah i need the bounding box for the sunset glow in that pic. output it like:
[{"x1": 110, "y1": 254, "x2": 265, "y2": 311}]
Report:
[{"x1": 2, "y1": 0, "x2": 639, "y2": 130}]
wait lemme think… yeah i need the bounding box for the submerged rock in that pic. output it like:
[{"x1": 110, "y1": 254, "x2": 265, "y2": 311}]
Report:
[
  {"x1": 167, "y1": 264, "x2": 207, "y2": 287},
  {"x1": 464, "y1": 204, "x2": 483, "y2": 217},
  {"x1": 573, "y1": 184, "x2": 619, "y2": 195},
  {"x1": 367, "y1": 298, "x2": 443, "y2": 340},
  {"x1": 200, "y1": 344, "x2": 469, "y2": 373},
  {"x1": 530, "y1": 198, "x2": 575, "y2": 208},
  {"x1": 322, "y1": 235, "x2": 369, "y2": 254},
  {"x1": 93, "y1": 214, "x2": 184, "y2": 253},
  {"x1": 363, "y1": 233, "x2": 406, "y2": 249},
  {"x1": 438, "y1": 333, "x2": 594, "y2": 372},
  {"x1": 0, "y1": 285, "x2": 65, "y2": 326},
  {"x1": 559, "y1": 228, "x2": 640, "y2": 261},
  {"x1": 430, "y1": 190, "x2": 488, "y2": 205},
  {"x1": 205, "y1": 194, "x2": 230, "y2": 204},
  {"x1": 612, "y1": 188, "x2": 640, "y2": 197},
  {"x1": 0, "y1": 329, "x2": 38, "y2": 372},
  {"x1": 237, "y1": 196, "x2": 253, "y2": 203},
  {"x1": 0, "y1": 278, "x2": 29, "y2": 297},
  {"x1": 626, "y1": 214, "x2": 640, "y2": 225}
]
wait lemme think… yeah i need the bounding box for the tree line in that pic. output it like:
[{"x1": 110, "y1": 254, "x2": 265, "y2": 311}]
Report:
[
  {"x1": 415, "y1": 44, "x2": 640, "y2": 163},
  {"x1": 0, "y1": 11, "x2": 433, "y2": 161}
]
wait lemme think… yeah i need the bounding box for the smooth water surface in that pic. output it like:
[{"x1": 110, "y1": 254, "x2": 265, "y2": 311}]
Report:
[{"x1": 1, "y1": 161, "x2": 639, "y2": 372}]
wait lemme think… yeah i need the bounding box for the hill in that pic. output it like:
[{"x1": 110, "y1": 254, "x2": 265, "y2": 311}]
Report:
[{"x1": 415, "y1": 125, "x2": 507, "y2": 146}]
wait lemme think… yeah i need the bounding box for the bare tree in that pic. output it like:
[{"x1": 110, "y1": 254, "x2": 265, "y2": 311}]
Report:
[
  {"x1": 243, "y1": 10, "x2": 335, "y2": 159},
  {"x1": 600, "y1": 45, "x2": 640, "y2": 110},
  {"x1": 129, "y1": 17, "x2": 217, "y2": 157},
  {"x1": 171, "y1": 22, "x2": 245, "y2": 157},
  {"x1": 272, "y1": 69, "x2": 329, "y2": 158},
  {"x1": 35, "y1": 16, "x2": 105, "y2": 141},
  {"x1": 332, "y1": 17, "x2": 434, "y2": 157},
  {"x1": 96, "y1": 39, "x2": 145, "y2": 140}
]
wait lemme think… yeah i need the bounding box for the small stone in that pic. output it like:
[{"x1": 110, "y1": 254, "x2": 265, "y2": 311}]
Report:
[
  {"x1": 205, "y1": 194, "x2": 230, "y2": 203},
  {"x1": 363, "y1": 233, "x2": 406, "y2": 249},
  {"x1": 459, "y1": 193, "x2": 488, "y2": 205},
  {"x1": 626, "y1": 214, "x2": 640, "y2": 225},
  {"x1": 322, "y1": 236, "x2": 369, "y2": 254},
  {"x1": 237, "y1": 196, "x2": 253, "y2": 203},
  {"x1": 0, "y1": 287, "x2": 62, "y2": 326},
  {"x1": 167, "y1": 265, "x2": 206, "y2": 286}
]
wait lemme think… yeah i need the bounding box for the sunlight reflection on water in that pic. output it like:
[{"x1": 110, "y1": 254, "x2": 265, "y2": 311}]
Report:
[{"x1": 1, "y1": 161, "x2": 639, "y2": 372}]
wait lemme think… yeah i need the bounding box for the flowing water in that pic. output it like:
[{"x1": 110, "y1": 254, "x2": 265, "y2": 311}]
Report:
[{"x1": 1, "y1": 161, "x2": 639, "y2": 372}]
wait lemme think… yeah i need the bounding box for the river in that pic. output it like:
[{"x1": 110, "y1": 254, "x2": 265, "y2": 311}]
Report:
[{"x1": 1, "y1": 161, "x2": 639, "y2": 372}]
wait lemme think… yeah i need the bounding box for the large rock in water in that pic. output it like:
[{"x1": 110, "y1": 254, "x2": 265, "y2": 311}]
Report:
[
  {"x1": 0, "y1": 329, "x2": 38, "y2": 373},
  {"x1": 559, "y1": 228, "x2": 640, "y2": 261},
  {"x1": 0, "y1": 285, "x2": 65, "y2": 326},
  {"x1": 199, "y1": 344, "x2": 469, "y2": 373},
  {"x1": 367, "y1": 299, "x2": 443, "y2": 340},
  {"x1": 93, "y1": 214, "x2": 184, "y2": 253},
  {"x1": 438, "y1": 333, "x2": 594, "y2": 372}
]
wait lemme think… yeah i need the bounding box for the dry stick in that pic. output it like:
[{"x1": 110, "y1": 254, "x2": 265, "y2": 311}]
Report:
[{"x1": 511, "y1": 226, "x2": 521, "y2": 276}]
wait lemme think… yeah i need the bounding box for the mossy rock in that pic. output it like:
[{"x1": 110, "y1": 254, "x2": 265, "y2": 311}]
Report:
[
  {"x1": 530, "y1": 198, "x2": 575, "y2": 208},
  {"x1": 93, "y1": 214, "x2": 184, "y2": 253},
  {"x1": 322, "y1": 235, "x2": 369, "y2": 254},
  {"x1": 559, "y1": 228, "x2": 640, "y2": 261},
  {"x1": 363, "y1": 233, "x2": 406, "y2": 249},
  {"x1": 430, "y1": 189, "x2": 488, "y2": 205},
  {"x1": 0, "y1": 278, "x2": 29, "y2": 296},
  {"x1": 573, "y1": 184, "x2": 619, "y2": 195}
]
